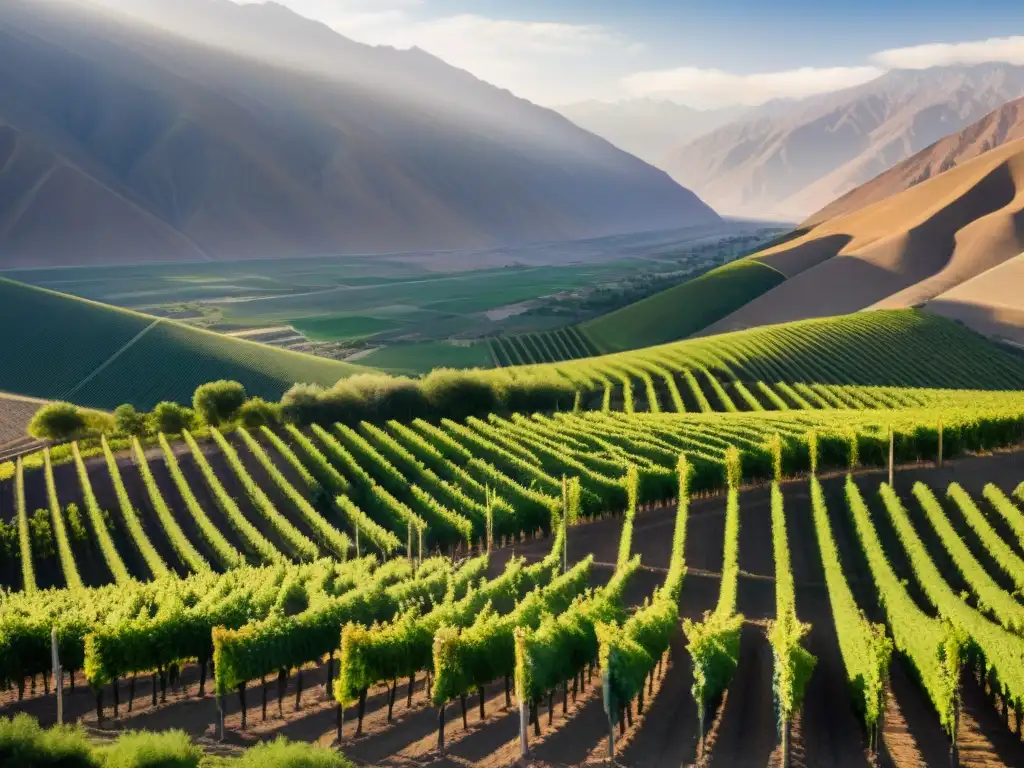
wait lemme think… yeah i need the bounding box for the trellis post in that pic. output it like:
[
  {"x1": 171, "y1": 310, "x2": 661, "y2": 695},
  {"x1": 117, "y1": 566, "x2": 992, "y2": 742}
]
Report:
[{"x1": 52, "y1": 627, "x2": 62, "y2": 726}]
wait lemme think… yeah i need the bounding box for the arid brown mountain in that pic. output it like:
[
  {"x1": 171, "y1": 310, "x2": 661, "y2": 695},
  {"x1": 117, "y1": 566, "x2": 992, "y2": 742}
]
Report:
[
  {"x1": 0, "y1": 0, "x2": 717, "y2": 268},
  {"x1": 557, "y1": 99, "x2": 746, "y2": 167},
  {"x1": 695, "y1": 134, "x2": 1024, "y2": 344},
  {"x1": 663, "y1": 65, "x2": 1024, "y2": 220},
  {"x1": 805, "y1": 96, "x2": 1024, "y2": 226}
]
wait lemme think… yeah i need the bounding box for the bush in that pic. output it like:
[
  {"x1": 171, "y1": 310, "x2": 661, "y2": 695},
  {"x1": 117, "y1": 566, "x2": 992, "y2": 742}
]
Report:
[
  {"x1": 231, "y1": 737, "x2": 354, "y2": 768},
  {"x1": 340, "y1": 374, "x2": 429, "y2": 422},
  {"x1": 66, "y1": 504, "x2": 88, "y2": 543},
  {"x1": 238, "y1": 398, "x2": 280, "y2": 429},
  {"x1": 149, "y1": 403, "x2": 196, "y2": 435},
  {"x1": 28, "y1": 403, "x2": 87, "y2": 441},
  {"x1": 420, "y1": 368, "x2": 499, "y2": 421},
  {"x1": 29, "y1": 510, "x2": 55, "y2": 559},
  {"x1": 500, "y1": 372, "x2": 576, "y2": 414},
  {"x1": 114, "y1": 405, "x2": 148, "y2": 437},
  {"x1": 280, "y1": 383, "x2": 367, "y2": 427},
  {"x1": 101, "y1": 730, "x2": 201, "y2": 768},
  {"x1": 0, "y1": 714, "x2": 96, "y2": 768},
  {"x1": 193, "y1": 381, "x2": 246, "y2": 426}
]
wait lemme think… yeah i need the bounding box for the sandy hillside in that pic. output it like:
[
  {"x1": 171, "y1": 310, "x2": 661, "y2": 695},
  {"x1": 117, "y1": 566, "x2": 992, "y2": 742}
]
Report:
[
  {"x1": 696, "y1": 136, "x2": 1024, "y2": 338},
  {"x1": 927, "y1": 252, "x2": 1024, "y2": 344}
]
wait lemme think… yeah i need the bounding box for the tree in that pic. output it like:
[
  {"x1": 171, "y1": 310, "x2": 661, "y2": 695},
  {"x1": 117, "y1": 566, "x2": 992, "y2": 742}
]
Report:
[
  {"x1": 149, "y1": 402, "x2": 196, "y2": 435},
  {"x1": 28, "y1": 402, "x2": 87, "y2": 441},
  {"x1": 114, "y1": 404, "x2": 148, "y2": 437},
  {"x1": 238, "y1": 398, "x2": 280, "y2": 428},
  {"x1": 193, "y1": 381, "x2": 247, "y2": 426}
]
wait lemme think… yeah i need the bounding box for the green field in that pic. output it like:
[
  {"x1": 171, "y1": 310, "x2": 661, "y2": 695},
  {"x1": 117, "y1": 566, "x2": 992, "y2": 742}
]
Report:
[
  {"x1": 0, "y1": 278, "x2": 368, "y2": 410},
  {"x1": 356, "y1": 341, "x2": 495, "y2": 374},
  {"x1": 291, "y1": 315, "x2": 404, "y2": 342},
  {"x1": 581, "y1": 260, "x2": 786, "y2": 353}
]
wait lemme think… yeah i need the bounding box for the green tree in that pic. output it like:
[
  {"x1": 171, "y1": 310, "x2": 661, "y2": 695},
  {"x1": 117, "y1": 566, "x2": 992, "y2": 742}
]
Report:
[
  {"x1": 149, "y1": 402, "x2": 196, "y2": 435},
  {"x1": 238, "y1": 398, "x2": 280, "y2": 428},
  {"x1": 28, "y1": 402, "x2": 87, "y2": 441},
  {"x1": 193, "y1": 380, "x2": 247, "y2": 426},
  {"x1": 113, "y1": 404, "x2": 148, "y2": 437}
]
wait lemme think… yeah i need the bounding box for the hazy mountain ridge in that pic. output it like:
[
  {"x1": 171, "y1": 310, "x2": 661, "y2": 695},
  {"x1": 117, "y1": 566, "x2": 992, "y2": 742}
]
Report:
[
  {"x1": 662, "y1": 64, "x2": 1024, "y2": 219},
  {"x1": 556, "y1": 99, "x2": 746, "y2": 166},
  {"x1": 805, "y1": 95, "x2": 1024, "y2": 225},
  {"x1": 0, "y1": 0, "x2": 717, "y2": 268}
]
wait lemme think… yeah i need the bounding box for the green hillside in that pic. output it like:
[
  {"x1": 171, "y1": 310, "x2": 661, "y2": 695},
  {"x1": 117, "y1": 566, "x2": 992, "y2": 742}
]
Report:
[
  {"x1": 581, "y1": 260, "x2": 786, "y2": 353},
  {"x1": 522, "y1": 310, "x2": 1024, "y2": 413},
  {"x1": 0, "y1": 278, "x2": 369, "y2": 410},
  {"x1": 490, "y1": 327, "x2": 598, "y2": 366}
]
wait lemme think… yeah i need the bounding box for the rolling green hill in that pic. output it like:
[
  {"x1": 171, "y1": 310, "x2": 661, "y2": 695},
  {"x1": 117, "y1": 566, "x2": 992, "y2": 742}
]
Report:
[
  {"x1": 0, "y1": 278, "x2": 369, "y2": 410},
  {"x1": 523, "y1": 309, "x2": 1024, "y2": 413},
  {"x1": 580, "y1": 260, "x2": 786, "y2": 353}
]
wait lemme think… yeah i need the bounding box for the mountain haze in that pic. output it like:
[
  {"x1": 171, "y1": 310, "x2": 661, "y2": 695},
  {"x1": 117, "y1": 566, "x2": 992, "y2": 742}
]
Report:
[
  {"x1": 663, "y1": 64, "x2": 1024, "y2": 219},
  {"x1": 0, "y1": 0, "x2": 717, "y2": 268}
]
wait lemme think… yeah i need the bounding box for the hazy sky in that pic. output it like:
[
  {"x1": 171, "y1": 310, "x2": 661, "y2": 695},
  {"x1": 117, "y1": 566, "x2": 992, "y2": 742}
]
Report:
[{"x1": 238, "y1": 0, "x2": 1024, "y2": 106}]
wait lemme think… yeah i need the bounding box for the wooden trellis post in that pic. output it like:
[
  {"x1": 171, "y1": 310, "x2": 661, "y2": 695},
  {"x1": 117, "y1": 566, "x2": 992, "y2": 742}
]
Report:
[
  {"x1": 52, "y1": 627, "x2": 62, "y2": 726},
  {"x1": 888, "y1": 426, "x2": 894, "y2": 487}
]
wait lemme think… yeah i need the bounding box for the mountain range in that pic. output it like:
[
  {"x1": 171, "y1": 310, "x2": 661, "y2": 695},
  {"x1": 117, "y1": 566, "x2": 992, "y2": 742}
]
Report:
[
  {"x1": 695, "y1": 97, "x2": 1024, "y2": 344},
  {"x1": 0, "y1": 0, "x2": 716, "y2": 268},
  {"x1": 650, "y1": 64, "x2": 1024, "y2": 220}
]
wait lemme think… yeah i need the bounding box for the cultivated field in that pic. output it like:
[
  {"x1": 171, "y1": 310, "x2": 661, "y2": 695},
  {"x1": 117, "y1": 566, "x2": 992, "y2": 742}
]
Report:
[
  {"x1": 4, "y1": 300, "x2": 1024, "y2": 766},
  {"x1": 490, "y1": 327, "x2": 598, "y2": 366},
  {"x1": 4, "y1": 441, "x2": 1024, "y2": 767}
]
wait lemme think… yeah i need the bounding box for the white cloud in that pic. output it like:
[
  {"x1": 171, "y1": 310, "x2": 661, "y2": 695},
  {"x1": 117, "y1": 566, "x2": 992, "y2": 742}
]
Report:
[
  {"x1": 621, "y1": 65, "x2": 884, "y2": 107},
  {"x1": 870, "y1": 36, "x2": 1024, "y2": 69}
]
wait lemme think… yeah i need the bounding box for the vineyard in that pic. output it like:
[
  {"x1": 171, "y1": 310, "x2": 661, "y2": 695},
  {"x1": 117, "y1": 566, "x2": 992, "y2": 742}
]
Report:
[
  {"x1": 1, "y1": 384, "x2": 1024, "y2": 765},
  {"x1": 489, "y1": 327, "x2": 599, "y2": 366}
]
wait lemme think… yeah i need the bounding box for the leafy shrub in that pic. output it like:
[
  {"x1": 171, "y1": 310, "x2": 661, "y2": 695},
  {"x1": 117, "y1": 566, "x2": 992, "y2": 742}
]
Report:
[
  {"x1": 65, "y1": 504, "x2": 88, "y2": 543},
  {"x1": 29, "y1": 510, "x2": 55, "y2": 559},
  {"x1": 193, "y1": 381, "x2": 246, "y2": 426},
  {"x1": 28, "y1": 403, "x2": 87, "y2": 441},
  {"x1": 419, "y1": 368, "x2": 499, "y2": 421},
  {"x1": 280, "y1": 383, "x2": 366, "y2": 426},
  {"x1": 339, "y1": 374, "x2": 429, "y2": 422},
  {"x1": 500, "y1": 372, "x2": 576, "y2": 413},
  {"x1": 230, "y1": 737, "x2": 354, "y2": 768},
  {"x1": 238, "y1": 398, "x2": 280, "y2": 428},
  {"x1": 0, "y1": 519, "x2": 18, "y2": 559},
  {"x1": 149, "y1": 403, "x2": 196, "y2": 435},
  {"x1": 114, "y1": 405, "x2": 148, "y2": 437},
  {"x1": 0, "y1": 714, "x2": 96, "y2": 767},
  {"x1": 101, "y1": 730, "x2": 201, "y2": 768}
]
